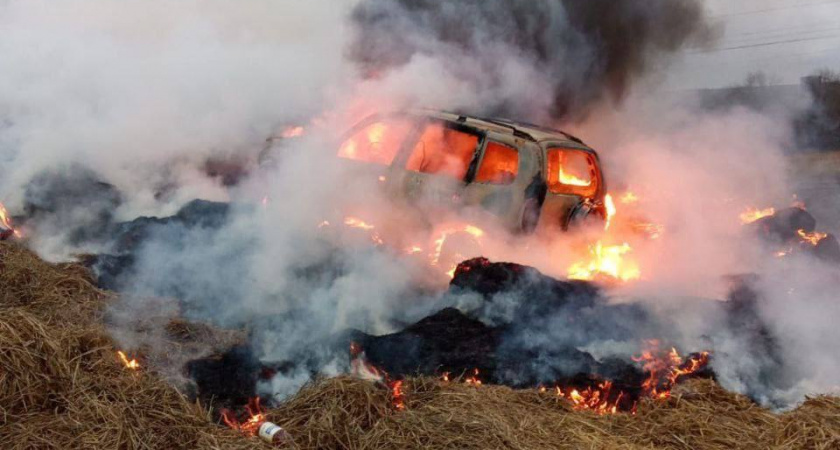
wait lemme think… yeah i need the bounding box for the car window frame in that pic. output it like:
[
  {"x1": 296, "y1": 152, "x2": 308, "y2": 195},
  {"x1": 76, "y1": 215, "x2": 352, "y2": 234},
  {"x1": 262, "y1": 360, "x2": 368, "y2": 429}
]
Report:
[
  {"x1": 394, "y1": 118, "x2": 487, "y2": 183},
  {"x1": 472, "y1": 139, "x2": 521, "y2": 186},
  {"x1": 544, "y1": 145, "x2": 602, "y2": 197},
  {"x1": 337, "y1": 114, "x2": 421, "y2": 167}
]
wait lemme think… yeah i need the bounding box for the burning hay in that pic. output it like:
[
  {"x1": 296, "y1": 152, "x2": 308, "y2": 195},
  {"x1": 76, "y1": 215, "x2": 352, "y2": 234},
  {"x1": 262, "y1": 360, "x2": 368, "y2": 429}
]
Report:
[
  {"x1": 1, "y1": 241, "x2": 838, "y2": 449},
  {"x1": 0, "y1": 242, "x2": 257, "y2": 450}
]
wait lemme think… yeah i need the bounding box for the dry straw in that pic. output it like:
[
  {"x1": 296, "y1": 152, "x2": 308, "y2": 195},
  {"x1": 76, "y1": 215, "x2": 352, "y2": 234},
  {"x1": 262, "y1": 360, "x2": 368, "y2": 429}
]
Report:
[{"x1": 0, "y1": 242, "x2": 837, "y2": 449}]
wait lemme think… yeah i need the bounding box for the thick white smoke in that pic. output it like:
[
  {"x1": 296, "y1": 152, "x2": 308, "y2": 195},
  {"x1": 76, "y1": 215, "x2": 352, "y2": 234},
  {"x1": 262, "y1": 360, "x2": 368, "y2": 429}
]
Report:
[{"x1": 0, "y1": 0, "x2": 836, "y2": 409}]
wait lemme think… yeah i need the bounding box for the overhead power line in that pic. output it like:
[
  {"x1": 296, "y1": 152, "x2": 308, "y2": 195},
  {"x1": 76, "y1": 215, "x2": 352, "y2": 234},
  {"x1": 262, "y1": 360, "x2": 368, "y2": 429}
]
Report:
[
  {"x1": 691, "y1": 34, "x2": 840, "y2": 54},
  {"x1": 712, "y1": 0, "x2": 840, "y2": 18}
]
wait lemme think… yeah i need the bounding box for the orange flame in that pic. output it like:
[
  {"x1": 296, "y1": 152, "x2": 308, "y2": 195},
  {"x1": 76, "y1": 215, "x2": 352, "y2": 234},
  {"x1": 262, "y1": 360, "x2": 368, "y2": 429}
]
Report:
[
  {"x1": 117, "y1": 351, "x2": 140, "y2": 370},
  {"x1": 740, "y1": 207, "x2": 776, "y2": 224},
  {"x1": 0, "y1": 203, "x2": 21, "y2": 239},
  {"x1": 798, "y1": 229, "x2": 827, "y2": 246},
  {"x1": 281, "y1": 126, "x2": 305, "y2": 138},
  {"x1": 350, "y1": 342, "x2": 408, "y2": 411},
  {"x1": 557, "y1": 167, "x2": 592, "y2": 187},
  {"x1": 632, "y1": 340, "x2": 710, "y2": 401},
  {"x1": 568, "y1": 241, "x2": 641, "y2": 282},
  {"x1": 343, "y1": 216, "x2": 384, "y2": 245},
  {"x1": 604, "y1": 194, "x2": 617, "y2": 231},
  {"x1": 554, "y1": 382, "x2": 622, "y2": 415},
  {"x1": 344, "y1": 217, "x2": 376, "y2": 231},
  {"x1": 464, "y1": 368, "x2": 482, "y2": 387},
  {"x1": 430, "y1": 223, "x2": 485, "y2": 278},
  {"x1": 222, "y1": 397, "x2": 266, "y2": 436},
  {"x1": 391, "y1": 380, "x2": 406, "y2": 411}
]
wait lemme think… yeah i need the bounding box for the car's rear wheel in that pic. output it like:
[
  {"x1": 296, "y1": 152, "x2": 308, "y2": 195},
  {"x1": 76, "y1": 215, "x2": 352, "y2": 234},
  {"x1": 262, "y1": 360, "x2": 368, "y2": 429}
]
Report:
[{"x1": 565, "y1": 199, "x2": 604, "y2": 230}]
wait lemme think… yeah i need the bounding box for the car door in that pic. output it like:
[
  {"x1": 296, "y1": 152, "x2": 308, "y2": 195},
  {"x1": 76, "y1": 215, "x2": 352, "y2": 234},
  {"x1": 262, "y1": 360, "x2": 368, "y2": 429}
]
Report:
[
  {"x1": 390, "y1": 120, "x2": 485, "y2": 209},
  {"x1": 460, "y1": 134, "x2": 533, "y2": 230},
  {"x1": 537, "y1": 144, "x2": 605, "y2": 231}
]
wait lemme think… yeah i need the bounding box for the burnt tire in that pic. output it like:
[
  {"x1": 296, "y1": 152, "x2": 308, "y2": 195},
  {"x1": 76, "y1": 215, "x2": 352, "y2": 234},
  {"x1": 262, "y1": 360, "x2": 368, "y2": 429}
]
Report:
[{"x1": 565, "y1": 200, "x2": 602, "y2": 230}]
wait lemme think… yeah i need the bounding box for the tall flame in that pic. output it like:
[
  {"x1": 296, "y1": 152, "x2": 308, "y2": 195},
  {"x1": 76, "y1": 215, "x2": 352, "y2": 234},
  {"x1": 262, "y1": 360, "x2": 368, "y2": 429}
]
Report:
[{"x1": 604, "y1": 194, "x2": 617, "y2": 231}]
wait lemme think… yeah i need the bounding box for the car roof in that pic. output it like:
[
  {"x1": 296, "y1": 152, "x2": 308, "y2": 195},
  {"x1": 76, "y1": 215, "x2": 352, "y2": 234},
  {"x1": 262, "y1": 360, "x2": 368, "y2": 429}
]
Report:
[{"x1": 407, "y1": 109, "x2": 589, "y2": 149}]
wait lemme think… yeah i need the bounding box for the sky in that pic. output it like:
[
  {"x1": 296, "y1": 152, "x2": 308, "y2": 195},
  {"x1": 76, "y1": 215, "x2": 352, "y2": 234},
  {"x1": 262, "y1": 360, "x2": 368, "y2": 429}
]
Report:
[{"x1": 666, "y1": 0, "x2": 840, "y2": 89}]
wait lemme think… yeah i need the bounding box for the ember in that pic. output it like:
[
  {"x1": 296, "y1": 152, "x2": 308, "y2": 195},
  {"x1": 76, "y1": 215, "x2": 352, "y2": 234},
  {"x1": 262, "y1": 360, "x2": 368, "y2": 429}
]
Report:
[
  {"x1": 464, "y1": 368, "x2": 482, "y2": 387},
  {"x1": 343, "y1": 216, "x2": 384, "y2": 245}
]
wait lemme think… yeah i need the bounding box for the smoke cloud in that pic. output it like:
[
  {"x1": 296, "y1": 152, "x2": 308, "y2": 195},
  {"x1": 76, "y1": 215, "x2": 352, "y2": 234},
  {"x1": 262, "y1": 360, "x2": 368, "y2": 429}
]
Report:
[
  {"x1": 349, "y1": 0, "x2": 716, "y2": 121},
  {"x1": 0, "y1": 0, "x2": 836, "y2": 411}
]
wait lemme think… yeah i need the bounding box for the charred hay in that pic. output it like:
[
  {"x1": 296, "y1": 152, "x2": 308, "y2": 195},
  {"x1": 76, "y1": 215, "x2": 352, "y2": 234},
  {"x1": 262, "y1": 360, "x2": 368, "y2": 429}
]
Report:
[{"x1": 0, "y1": 242, "x2": 838, "y2": 449}]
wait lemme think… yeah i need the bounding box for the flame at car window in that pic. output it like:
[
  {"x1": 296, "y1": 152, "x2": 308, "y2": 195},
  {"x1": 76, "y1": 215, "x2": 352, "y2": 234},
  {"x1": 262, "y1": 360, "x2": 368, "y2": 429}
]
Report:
[
  {"x1": 547, "y1": 148, "x2": 598, "y2": 195},
  {"x1": 476, "y1": 142, "x2": 518, "y2": 185},
  {"x1": 405, "y1": 123, "x2": 479, "y2": 180},
  {"x1": 338, "y1": 119, "x2": 414, "y2": 165}
]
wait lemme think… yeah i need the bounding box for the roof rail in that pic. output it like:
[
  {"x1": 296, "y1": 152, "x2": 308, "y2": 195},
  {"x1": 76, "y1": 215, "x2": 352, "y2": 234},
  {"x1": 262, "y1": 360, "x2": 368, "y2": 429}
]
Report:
[{"x1": 472, "y1": 116, "x2": 536, "y2": 142}]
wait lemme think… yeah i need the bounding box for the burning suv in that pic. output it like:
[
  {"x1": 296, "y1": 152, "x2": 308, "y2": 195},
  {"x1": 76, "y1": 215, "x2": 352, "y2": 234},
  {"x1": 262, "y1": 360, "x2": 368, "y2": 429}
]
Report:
[{"x1": 332, "y1": 110, "x2": 608, "y2": 234}]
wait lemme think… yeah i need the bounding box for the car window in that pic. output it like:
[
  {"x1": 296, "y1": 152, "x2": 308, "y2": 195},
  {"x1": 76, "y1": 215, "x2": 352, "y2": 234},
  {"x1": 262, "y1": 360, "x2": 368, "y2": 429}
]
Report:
[
  {"x1": 547, "y1": 148, "x2": 598, "y2": 195},
  {"x1": 338, "y1": 119, "x2": 414, "y2": 165},
  {"x1": 475, "y1": 142, "x2": 518, "y2": 185},
  {"x1": 404, "y1": 123, "x2": 479, "y2": 180}
]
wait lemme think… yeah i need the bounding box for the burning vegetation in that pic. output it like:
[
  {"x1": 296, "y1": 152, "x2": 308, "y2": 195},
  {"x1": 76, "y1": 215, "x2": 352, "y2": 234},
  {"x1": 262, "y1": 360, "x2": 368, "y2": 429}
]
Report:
[{"x1": 0, "y1": 241, "x2": 837, "y2": 449}]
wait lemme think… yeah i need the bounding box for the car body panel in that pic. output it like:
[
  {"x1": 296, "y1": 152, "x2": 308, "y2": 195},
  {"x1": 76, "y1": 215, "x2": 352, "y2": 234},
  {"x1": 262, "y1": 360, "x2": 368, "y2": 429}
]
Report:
[{"x1": 264, "y1": 110, "x2": 608, "y2": 234}]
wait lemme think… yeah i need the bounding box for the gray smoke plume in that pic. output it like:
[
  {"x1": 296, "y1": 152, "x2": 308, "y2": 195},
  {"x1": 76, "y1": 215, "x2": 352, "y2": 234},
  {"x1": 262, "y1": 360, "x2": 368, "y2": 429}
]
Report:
[
  {"x1": 1, "y1": 0, "x2": 837, "y2": 412},
  {"x1": 349, "y1": 0, "x2": 716, "y2": 121}
]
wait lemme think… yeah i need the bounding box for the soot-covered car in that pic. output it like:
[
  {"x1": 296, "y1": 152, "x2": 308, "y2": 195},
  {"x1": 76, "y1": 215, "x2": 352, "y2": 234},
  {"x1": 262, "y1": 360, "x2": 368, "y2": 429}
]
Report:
[{"x1": 333, "y1": 110, "x2": 608, "y2": 233}]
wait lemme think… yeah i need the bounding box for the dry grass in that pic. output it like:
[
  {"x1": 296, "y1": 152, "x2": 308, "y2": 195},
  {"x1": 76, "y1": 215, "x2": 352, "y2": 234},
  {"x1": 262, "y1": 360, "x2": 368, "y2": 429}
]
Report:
[{"x1": 1, "y1": 242, "x2": 838, "y2": 449}]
